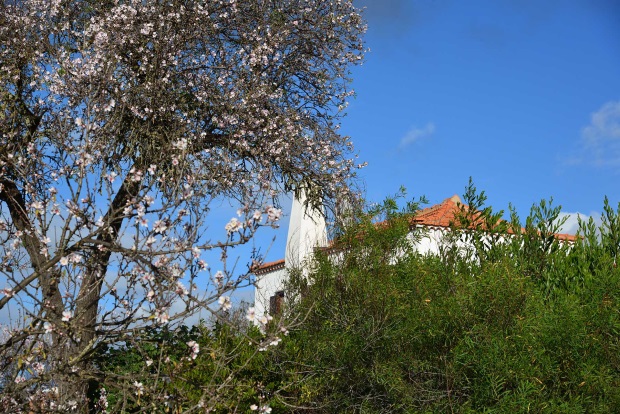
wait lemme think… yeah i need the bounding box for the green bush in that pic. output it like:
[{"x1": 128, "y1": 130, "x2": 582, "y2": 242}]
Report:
[
  {"x1": 101, "y1": 189, "x2": 620, "y2": 413},
  {"x1": 264, "y1": 189, "x2": 620, "y2": 413}
]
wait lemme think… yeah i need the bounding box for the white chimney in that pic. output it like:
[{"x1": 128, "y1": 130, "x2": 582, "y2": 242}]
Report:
[{"x1": 284, "y1": 189, "x2": 327, "y2": 269}]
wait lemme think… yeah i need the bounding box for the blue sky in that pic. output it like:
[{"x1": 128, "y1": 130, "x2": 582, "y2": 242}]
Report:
[{"x1": 343, "y1": 0, "x2": 619, "y2": 231}]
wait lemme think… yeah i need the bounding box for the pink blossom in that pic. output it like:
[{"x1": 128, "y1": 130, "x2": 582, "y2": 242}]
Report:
[
  {"x1": 214, "y1": 271, "x2": 224, "y2": 284},
  {"x1": 32, "y1": 362, "x2": 45, "y2": 375},
  {"x1": 246, "y1": 307, "x2": 256, "y2": 322},
  {"x1": 218, "y1": 296, "x2": 232, "y2": 311},
  {"x1": 31, "y1": 201, "x2": 44, "y2": 211},
  {"x1": 266, "y1": 207, "x2": 282, "y2": 222},
  {"x1": 187, "y1": 340, "x2": 200, "y2": 359},
  {"x1": 69, "y1": 253, "x2": 83, "y2": 264},
  {"x1": 143, "y1": 195, "x2": 155, "y2": 206},
  {"x1": 62, "y1": 311, "x2": 73, "y2": 322},
  {"x1": 156, "y1": 311, "x2": 169, "y2": 324},
  {"x1": 133, "y1": 381, "x2": 144, "y2": 396},
  {"x1": 153, "y1": 220, "x2": 168, "y2": 233},
  {"x1": 175, "y1": 282, "x2": 189, "y2": 296},
  {"x1": 259, "y1": 313, "x2": 273, "y2": 326},
  {"x1": 225, "y1": 217, "x2": 243, "y2": 234}
]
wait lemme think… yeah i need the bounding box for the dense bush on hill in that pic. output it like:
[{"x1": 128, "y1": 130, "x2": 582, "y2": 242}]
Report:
[
  {"x1": 103, "y1": 189, "x2": 620, "y2": 413},
  {"x1": 265, "y1": 190, "x2": 620, "y2": 413}
]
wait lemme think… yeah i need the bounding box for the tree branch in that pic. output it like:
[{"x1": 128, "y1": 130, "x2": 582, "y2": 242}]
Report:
[{"x1": 0, "y1": 178, "x2": 64, "y2": 321}]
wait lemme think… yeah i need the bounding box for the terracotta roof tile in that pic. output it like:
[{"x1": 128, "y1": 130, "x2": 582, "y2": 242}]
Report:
[
  {"x1": 411, "y1": 194, "x2": 464, "y2": 228},
  {"x1": 254, "y1": 259, "x2": 285, "y2": 274},
  {"x1": 410, "y1": 194, "x2": 578, "y2": 242},
  {"x1": 255, "y1": 194, "x2": 578, "y2": 272}
]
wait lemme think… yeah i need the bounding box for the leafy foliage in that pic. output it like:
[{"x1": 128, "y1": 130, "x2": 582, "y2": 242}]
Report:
[
  {"x1": 98, "y1": 188, "x2": 620, "y2": 413},
  {"x1": 258, "y1": 188, "x2": 620, "y2": 413},
  {"x1": 96, "y1": 316, "x2": 273, "y2": 413}
]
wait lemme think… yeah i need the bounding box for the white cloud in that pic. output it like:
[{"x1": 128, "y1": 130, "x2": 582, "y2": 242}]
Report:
[
  {"x1": 399, "y1": 122, "x2": 435, "y2": 148},
  {"x1": 555, "y1": 211, "x2": 602, "y2": 235},
  {"x1": 580, "y1": 100, "x2": 620, "y2": 167}
]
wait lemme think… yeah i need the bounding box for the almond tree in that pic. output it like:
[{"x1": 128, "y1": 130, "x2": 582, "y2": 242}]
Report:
[{"x1": 0, "y1": 0, "x2": 365, "y2": 411}]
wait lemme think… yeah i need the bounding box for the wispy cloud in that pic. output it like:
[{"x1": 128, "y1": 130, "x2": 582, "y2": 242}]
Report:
[
  {"x1": 555, "y1": 211, "x2": 602, "y2": 235},
  {"x1": 580, "y1": 100, "x2": 620, "y2": 167},
  {"x1": 399, "y1": 122, "x2": 435, "y2": 148}
]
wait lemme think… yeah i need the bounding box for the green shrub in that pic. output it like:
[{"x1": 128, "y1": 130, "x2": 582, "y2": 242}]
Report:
[
  {"x1": 266, "y1": 189, "x2": 620, "y2": 413},
  {"x1": 101, "y1": 189, "x2": 620, "y2": 413}
]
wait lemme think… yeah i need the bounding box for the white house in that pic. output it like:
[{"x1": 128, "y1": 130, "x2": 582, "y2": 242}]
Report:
[{"x1": 253, "y1": 193, "x2": 576, "y2": 319}]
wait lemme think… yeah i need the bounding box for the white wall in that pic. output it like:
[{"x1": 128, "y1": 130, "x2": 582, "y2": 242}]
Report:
[
  {"x1": 254, "y1": 267, "x2": 288, "y2": 321},
  {"x1": 254, "y1": 190, "x2": 327, "y2": 320}
]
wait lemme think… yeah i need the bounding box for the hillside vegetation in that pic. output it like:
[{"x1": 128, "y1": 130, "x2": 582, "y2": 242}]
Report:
[{"x1": 102, "y1": 187, "x2": 620, "y2": 413}]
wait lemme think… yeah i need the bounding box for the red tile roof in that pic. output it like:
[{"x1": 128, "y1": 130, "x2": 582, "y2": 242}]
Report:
[
  {"x1": 255, "y1": 194, "x2": 578, "y2": 272},
  {"x1": 411, "y1": 194, "x2": 578, "y2": 242},
  {"x1": 411, "y1": 194, "x2": 465, "y2": 228},
  {"x1": 254, "y1": 258, "x2": 285, "y2": 274}
]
